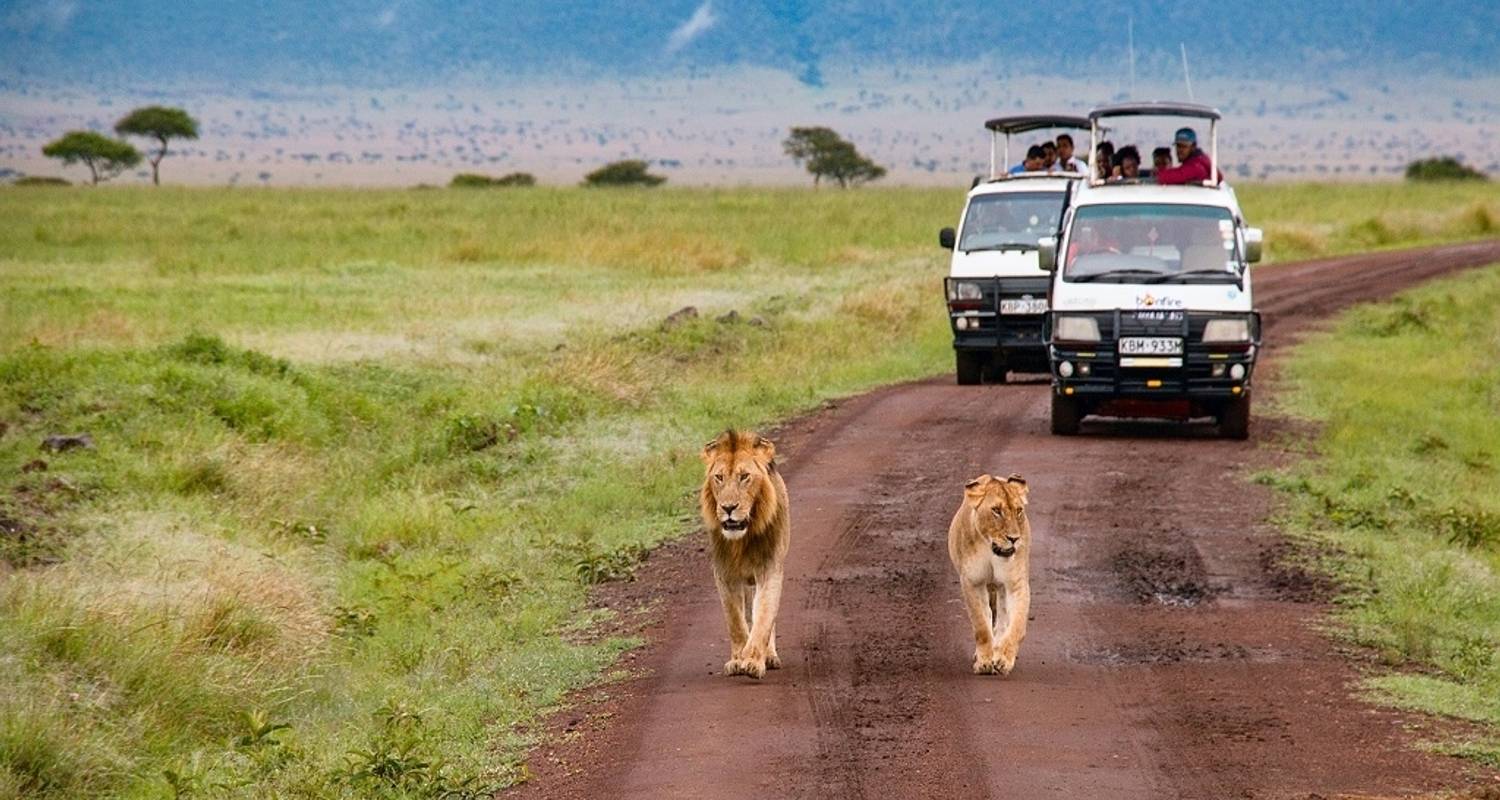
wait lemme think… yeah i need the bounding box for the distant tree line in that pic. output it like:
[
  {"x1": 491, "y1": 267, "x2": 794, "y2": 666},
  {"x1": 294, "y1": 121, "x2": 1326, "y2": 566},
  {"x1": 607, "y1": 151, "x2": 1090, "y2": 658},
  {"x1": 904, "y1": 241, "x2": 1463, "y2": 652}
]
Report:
[{"x1": 39, "y1": 105, "x2": 199, "y2": 185}]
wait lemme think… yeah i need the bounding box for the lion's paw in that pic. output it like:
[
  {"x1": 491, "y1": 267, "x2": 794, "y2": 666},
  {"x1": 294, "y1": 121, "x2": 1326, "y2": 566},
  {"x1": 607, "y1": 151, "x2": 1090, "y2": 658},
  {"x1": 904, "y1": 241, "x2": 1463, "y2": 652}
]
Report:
[
  {"x1": 972, "y1": 653, "x2": 1001, "y2": 675},
  {"x1": 740, "y1": 658, "x2": 767, "y2": 679},
  {"x1": 765, "y1": 652, "x2": 783, "y2": 670}
]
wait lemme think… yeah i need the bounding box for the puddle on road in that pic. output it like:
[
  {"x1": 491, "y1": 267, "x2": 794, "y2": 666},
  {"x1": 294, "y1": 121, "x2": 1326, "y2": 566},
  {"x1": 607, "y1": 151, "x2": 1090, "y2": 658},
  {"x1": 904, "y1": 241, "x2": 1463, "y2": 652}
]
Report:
[{"x1": 1111, "y1": 547, "x2": 1216, "y2": 606}]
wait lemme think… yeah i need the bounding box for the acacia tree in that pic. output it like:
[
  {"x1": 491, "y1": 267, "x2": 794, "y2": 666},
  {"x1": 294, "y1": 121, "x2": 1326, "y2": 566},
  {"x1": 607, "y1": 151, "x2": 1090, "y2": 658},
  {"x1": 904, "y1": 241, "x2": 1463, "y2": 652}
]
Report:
[
  {"x1": 41, "y1": 131, "x2": 142, "y2": 185},
  {"x1": 783, "y1": 126, "x2": 886, "y2": 188},
  {"x1": 582, "y1": 160, "x2": 665, "y2": 187},
  {"x1": 115, "y1": 106, "x2": 199, "y2": 185}
]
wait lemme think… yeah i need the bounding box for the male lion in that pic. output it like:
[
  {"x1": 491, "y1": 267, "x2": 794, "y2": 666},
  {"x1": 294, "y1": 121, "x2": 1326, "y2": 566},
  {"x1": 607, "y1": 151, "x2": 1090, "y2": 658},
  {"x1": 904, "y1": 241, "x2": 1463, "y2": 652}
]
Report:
[
  {"x1": 699, "y1": 430, "x2": 790, "y2": 679},
  {"x1": 947, "y1": 473, "x2": 1031, "y2": 675}
]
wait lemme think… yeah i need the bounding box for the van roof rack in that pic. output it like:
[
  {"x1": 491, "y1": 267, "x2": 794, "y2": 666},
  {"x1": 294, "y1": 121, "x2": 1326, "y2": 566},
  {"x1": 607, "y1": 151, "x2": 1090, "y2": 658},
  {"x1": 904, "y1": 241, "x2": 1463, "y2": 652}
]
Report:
[
  {"x1": 1088, "y1": 101, "x2": 1221, "y2": 122},
  {"x1": 984, "y1": 114, "x2": 1091, "y2": 181}
]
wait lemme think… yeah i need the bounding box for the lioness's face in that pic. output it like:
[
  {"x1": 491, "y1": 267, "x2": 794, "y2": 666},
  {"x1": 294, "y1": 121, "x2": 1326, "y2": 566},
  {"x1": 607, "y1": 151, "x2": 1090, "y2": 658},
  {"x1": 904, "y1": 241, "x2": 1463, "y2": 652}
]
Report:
[
  {"x1": 701, "y1": 431, "x2": 776, "y2": 541},
  {"x1": 965, "y1": 474, "x2": 1029, "y2": 558}
]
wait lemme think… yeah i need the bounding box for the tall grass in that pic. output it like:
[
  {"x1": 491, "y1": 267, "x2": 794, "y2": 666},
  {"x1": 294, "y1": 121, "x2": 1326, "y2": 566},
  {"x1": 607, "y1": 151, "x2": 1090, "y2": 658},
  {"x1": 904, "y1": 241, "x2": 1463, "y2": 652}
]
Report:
[
  {"x1": 1266, "y1": 262, "x2": 1500, "y2": 764},
  {"x1": 0, "y1": 183, "x2": 1496, "y2": 796},
  {"x1": 1234, "y1": 181, "x2": 1498, "y2": 262}
]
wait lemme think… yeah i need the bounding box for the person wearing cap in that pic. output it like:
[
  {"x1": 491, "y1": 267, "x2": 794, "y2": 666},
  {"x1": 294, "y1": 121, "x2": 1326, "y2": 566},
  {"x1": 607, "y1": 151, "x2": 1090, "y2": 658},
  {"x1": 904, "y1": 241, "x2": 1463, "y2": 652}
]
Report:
[{"x1": 1155, "y1": 127, "x2": 1218, "y2": 185}]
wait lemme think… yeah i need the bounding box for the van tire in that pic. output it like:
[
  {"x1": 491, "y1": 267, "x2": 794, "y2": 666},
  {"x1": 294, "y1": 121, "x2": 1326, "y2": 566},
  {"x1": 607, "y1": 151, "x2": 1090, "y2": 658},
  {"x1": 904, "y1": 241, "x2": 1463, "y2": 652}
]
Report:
[
  {"x1": 983, "y1": 358, "x2": 1008, "y2": 384},
  {"x1": 1220, "y1": 394, "x2": 1251, "y2": 440},
  {"x1": 1051, "y1": 393, "x2": 1082, "y2": 435},
  {"x1": 956, "y1": 352, "x2": 984, "y2": 385}
]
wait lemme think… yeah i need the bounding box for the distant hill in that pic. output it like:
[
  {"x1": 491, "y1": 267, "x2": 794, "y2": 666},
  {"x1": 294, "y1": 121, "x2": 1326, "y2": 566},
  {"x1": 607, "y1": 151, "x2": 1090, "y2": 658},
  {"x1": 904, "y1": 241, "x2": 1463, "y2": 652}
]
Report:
[{"x1": 4, "y1": 0, "x2": 1498, "y2": 87}]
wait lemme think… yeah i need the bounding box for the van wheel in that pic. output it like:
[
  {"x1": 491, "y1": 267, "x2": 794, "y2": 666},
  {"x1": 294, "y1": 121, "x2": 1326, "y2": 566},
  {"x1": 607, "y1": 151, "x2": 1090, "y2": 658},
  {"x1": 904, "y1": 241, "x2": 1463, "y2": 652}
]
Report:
[
  {"x1": 956, "y1": 352, "x2": 983, "y2": 385},
  {"x1": 1220, "y1": 394, "x2": 1251, "y2": 440},
  {"x1": 1051, "y1": 393, "x2": 1082, "y2": 435},
  {"x1": 983, "y1": 358, "x2": 1008, "y2": 384}
]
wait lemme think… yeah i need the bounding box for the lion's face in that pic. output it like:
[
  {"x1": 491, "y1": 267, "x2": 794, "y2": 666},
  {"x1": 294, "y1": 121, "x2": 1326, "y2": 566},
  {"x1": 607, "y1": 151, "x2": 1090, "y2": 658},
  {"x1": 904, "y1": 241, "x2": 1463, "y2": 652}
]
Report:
[
  {"x1": 965, "y1": 473, "x2": 1029, "y2": 557},
  {"x1": 700, "y1": 430, "x2": 777, "y2": 541}
]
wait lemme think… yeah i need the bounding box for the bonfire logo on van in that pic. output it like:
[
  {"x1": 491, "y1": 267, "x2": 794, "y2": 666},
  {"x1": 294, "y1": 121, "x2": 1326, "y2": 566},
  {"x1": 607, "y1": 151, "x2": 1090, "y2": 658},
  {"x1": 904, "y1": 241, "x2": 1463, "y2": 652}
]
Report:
[{"x1": 1135, "y1": 293, "x2": 1184, "y2": 309}]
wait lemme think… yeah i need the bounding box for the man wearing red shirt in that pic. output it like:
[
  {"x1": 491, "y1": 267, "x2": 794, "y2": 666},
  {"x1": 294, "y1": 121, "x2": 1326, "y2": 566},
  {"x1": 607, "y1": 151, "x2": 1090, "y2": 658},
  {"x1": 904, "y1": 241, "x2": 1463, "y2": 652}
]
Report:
[{"x1": 1155, "y1": 127, "x2": 1219, "y2": 185}]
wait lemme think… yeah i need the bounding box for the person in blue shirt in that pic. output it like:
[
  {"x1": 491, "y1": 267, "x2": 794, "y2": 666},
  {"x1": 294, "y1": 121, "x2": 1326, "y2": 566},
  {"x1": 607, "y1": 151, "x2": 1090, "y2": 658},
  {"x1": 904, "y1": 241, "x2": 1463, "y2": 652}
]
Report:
[{"x1": 1008, "y1": 145, "x2": 1047, "y2": 174}]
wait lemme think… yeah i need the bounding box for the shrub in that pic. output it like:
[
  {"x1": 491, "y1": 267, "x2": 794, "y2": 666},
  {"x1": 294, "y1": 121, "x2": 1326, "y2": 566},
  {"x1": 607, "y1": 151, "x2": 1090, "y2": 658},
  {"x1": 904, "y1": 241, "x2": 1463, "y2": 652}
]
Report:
[
  {"x1": 12, "y1": 176, "x2": 69, "y2": 187},
  {"x1": 1406, "y1": 157, "x2": 1486, "y2": 182},
  {"x1": 582, "y1": 160, "x2": 665, "y2": 187},
  {"x1": 449, "y1": 173, "x2": 493, "y2": 188},
  {"x1": 449, "y1": 172, "x2": 536, "y2": 188}
]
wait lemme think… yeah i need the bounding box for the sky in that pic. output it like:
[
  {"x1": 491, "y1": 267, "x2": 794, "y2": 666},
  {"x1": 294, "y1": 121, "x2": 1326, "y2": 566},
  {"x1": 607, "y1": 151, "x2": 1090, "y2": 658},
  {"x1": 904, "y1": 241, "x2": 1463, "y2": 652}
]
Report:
[{"x1": 2, "y1": 1, "x2": 1497, "y2": 185}]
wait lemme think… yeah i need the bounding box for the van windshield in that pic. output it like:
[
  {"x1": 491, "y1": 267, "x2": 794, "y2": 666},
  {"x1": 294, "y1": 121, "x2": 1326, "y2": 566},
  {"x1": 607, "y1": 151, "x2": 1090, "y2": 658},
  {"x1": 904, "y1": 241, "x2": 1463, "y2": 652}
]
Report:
[
  {"x1": 958, "y1": 191, "x2": 1065, "y2": 252},
  {"x1": 1063, "y1": 203, "x2": 1241, "y2": 282}
]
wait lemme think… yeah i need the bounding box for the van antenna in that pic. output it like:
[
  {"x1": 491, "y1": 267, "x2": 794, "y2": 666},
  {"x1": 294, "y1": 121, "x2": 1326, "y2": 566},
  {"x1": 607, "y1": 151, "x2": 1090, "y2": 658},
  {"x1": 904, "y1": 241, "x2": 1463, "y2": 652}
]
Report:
[
  {"x1": 1127, "y1": 17, "x2": 1136, "y2": 97},
  {"x1": 1179, "y1": 42, "x2": 1195, "y2": 102}
]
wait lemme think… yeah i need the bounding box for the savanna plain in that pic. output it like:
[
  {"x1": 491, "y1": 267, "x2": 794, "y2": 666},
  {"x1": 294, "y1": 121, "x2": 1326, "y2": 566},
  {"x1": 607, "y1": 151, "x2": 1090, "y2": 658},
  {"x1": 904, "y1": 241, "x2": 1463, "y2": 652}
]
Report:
[{"x1": 1, "y1": 182, "x2": 1497, "y2": 797}]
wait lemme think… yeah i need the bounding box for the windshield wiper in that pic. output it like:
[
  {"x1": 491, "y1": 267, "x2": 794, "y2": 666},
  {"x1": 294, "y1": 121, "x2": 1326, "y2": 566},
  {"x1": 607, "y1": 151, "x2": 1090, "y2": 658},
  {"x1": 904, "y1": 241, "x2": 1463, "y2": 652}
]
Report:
[
  {"x1": 963, "y1": 242, "x2": 1038, "y2": 253},
  {"x1": 1142, "y1": 269, "x2": 1239, "y2": 283},
  {"x1": 1070, "y1": 268, "x2": 1168, "y2": 283}
]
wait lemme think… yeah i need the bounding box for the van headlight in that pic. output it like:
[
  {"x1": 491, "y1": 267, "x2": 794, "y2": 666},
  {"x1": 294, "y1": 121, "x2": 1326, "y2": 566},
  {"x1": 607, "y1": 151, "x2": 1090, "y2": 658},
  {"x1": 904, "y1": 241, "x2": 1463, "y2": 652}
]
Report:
[
  {"x1": 948, "y1": 282, "x2": 983, "y2": 301},
  {"x1": 1053, "y1": 315, "x2": 1101, "y2": 343},
  {"x1": 1203, "y1": 317, "x2": 1252, "y2": 343}
]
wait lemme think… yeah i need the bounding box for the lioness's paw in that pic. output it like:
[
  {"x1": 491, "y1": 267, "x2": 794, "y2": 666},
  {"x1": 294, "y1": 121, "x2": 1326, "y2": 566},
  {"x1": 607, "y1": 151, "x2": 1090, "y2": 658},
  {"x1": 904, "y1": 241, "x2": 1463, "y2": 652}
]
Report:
[
  {"x1": 765, "y1": 652, "x2": 783, "y2": 670},
  {"x1": 724, "y1": 658, "x2": 746, "y2": 676},
  {"x1": 997, "y1": 643, "x2": 1018, "y2": 676},
  {"x1": 972, "y1": 654, "x2": 1000, "y2": 675},
  {"x1": 740, "y1": 658, "x2": 767, "y2": 679}
]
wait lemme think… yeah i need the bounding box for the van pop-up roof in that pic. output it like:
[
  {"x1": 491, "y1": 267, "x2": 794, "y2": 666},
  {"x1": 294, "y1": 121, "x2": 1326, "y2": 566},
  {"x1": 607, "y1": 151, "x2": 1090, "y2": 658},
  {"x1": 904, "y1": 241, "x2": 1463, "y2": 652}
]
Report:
[
  {"x1": 1086, "y1": 101, "x2": 1222, "y2": 187},
  {"x1": 984, "y1": 115, "x2": 1089, "y2": 181}
]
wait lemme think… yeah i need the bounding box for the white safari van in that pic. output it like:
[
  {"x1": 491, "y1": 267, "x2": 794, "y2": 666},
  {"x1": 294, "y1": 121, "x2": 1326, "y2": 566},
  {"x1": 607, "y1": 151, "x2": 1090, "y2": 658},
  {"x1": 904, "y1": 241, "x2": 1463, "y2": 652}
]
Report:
[
  {"x1": 940, "y1": 115, "x2": 1088, "y2": 384},
  {"x1": 1039, "y1": 102, "x2": 1264, "y2": 438}
]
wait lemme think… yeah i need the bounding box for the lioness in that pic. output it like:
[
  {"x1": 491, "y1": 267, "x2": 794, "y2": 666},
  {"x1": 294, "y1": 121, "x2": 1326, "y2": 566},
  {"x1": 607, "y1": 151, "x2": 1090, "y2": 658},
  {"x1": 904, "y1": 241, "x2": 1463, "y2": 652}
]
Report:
[
  {"x1": 699, "y1": 430, "x2": 790, "y2": 679},
  {"x1": 947, "y1": 473, "x2": 1031, "y2": 675}
]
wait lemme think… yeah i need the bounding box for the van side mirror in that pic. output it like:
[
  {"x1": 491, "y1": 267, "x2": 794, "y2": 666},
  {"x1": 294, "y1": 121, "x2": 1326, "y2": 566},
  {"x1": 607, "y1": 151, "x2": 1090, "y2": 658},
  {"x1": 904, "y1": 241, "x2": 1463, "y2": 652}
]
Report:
[
  {"x1": 1243, "y1": 227, "x2": 1263, "y2": 264},
  {"x1": 1037, "y1": 236, "x2": 1057, "y2": 271},
  {"x1": 939, "y1": 227, "x2": 956, "y2": 250}
]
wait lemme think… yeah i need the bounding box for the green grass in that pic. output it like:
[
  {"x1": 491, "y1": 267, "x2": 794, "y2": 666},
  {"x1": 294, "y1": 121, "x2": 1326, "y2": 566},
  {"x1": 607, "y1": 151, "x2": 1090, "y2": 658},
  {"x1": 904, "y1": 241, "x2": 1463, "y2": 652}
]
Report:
[
  {"x1": 1234, "y1": 181, "x2": 1498, "y2": 262},
  {"x1": 1265, "y1": 262, "x2": 1500, "y2": 764},
  {"x1": 0, "y1": 183, "x2": 1496, "y2": 797}
]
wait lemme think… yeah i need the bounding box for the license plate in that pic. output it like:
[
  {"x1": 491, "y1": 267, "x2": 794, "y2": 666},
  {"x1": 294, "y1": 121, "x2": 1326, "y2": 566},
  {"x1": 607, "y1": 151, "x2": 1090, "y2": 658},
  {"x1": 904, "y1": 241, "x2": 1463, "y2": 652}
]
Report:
[
  {"x1": 999, "y1": 298, "x2": 1047, "y2": 315},
  {"x1": 1119, "y1": 336, "x2": 1183, "y2": 355}
]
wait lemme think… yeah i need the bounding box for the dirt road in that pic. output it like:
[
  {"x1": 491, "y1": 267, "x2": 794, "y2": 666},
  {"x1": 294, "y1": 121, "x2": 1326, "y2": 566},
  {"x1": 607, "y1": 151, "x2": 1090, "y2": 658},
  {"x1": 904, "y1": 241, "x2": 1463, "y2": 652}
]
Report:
[{"x1": 510, "y1": 240, "x2": 1500, "y2": 799}]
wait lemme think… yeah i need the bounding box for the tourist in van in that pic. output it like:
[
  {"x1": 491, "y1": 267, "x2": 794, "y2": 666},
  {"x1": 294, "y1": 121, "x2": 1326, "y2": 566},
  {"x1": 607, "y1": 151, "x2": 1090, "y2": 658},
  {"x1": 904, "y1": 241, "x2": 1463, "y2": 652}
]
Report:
[
  {"x1": 1152, "y1": 147, "x2": 1171, "y2": 175},
  {"x1": 1009, "y1": 145, "x2": 1047, "y2": 174},
  {"x1": 1155, "y1": 128, "x2": 1218, "y2": 185},
  {"x1": 1094, "y1": 141, "x2": 1115, "y2": 180},
  {"x1": 1041, "y1": 141, "x2": 1058, "y2": 171},
  {"x1": 1055, "y1": 134, "x2": 1086, "y2": 173},
  {"x1": 1115, "y1": 146, "x2": 1142, "y2": 179}
]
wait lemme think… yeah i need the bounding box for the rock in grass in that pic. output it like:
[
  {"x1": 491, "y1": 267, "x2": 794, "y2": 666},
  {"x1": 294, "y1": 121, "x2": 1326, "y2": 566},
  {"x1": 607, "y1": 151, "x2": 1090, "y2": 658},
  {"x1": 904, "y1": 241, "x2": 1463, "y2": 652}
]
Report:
[
  {"x1": 716, "y1": 310, "x2": 741, "y2": 324},
  {"x1": 41, "y1": 434, "x2": 94, "y2": 453},
  {"x1": 661, "y1": 306, "x2": 698, "y2": 329}
]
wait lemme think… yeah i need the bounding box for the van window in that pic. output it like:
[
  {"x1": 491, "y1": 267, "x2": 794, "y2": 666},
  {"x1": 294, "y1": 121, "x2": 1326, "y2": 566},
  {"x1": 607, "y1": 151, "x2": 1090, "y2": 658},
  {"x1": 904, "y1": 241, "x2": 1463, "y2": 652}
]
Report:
[
  {"x1": 958, "y1": 192, "x2": 1065, "y2": 251},
  {"x1": 1063, "y1": 203, "x2": 1240, "y2": 282}
]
